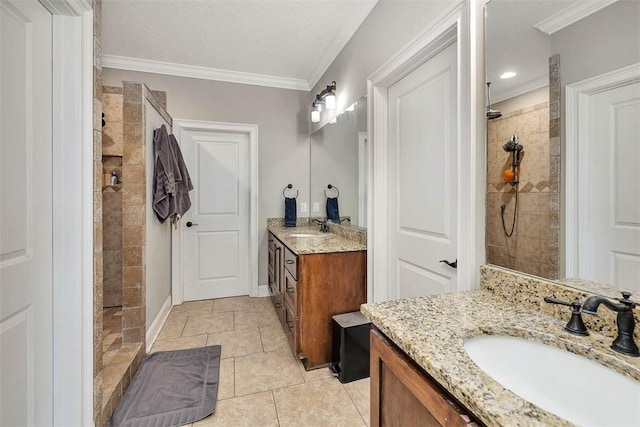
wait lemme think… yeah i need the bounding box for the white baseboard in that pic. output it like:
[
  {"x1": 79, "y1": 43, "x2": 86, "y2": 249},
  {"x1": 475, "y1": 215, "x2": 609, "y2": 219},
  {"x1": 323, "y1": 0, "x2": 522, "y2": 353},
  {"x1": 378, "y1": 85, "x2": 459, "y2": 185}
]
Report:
[
  {"x1": 146, "y1": 295, "x2": 172, "y2": 353},
  {"x1": 257, "y1": 284, "x2": 270, "y2": 297}
]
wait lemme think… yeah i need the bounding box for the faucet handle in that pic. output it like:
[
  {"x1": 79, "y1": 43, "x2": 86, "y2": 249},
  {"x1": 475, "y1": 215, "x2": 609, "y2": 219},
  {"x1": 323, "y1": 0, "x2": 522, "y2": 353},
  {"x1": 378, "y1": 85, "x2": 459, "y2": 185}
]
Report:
[
  {"x1": 619, "y1": 292, "x2": 637, "y2": 308},
  {"x1": 543, "y1": 296, "x2": 589, "y2": 336}
]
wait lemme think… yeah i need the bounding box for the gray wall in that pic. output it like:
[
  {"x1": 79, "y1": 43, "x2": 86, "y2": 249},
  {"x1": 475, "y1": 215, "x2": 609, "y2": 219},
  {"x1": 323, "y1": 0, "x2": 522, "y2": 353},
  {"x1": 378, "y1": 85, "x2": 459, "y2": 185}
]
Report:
[
  {"x1": 104, "y1": 69, "x2": 310, "y2": 291},
  {"x1": 144, "y1": 101, "x2": 172, "y2": 327},
  {"x1": 310, "y1": 0, "x2": 457, "y2": 131},
  {"x1": 550, "y1": 0, "x2": 640, "y2": 87}
]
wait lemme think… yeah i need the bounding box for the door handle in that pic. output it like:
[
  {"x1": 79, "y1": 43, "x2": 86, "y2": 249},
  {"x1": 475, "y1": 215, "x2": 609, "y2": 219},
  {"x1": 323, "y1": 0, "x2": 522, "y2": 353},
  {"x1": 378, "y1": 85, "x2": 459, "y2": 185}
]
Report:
[
  {"x1": 439, "y1": 259, "x2": 457, "y2": 269},
  {"x1": 186, "y1": 221, "x2": 199, "y2": 228}
]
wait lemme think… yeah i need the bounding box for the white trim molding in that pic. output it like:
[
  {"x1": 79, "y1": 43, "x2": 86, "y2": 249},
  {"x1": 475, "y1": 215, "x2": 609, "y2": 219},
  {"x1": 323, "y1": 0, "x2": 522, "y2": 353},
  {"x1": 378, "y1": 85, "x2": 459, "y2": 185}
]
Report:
[
  {"x1": 367, "y1": 0, "x2": 479, "y2": 302},
  {"x1": 41, "y1": 0, "x2": 94, "y2": 424},
  {"x1": 146, "y1": 296, "x2": 172, "y2": 352},
  {"x1": 102, "y1": 54, "x2": 310, "y2": 91},
  {"x1": 565, "y1": 62, "x2": 640, "y2": 277},
  {"x1": 535, "y1": 0, "x2": 619, "y2": 35},
  {"x1": 171, "y1": 119, "x2": 260, "y2": 303}
]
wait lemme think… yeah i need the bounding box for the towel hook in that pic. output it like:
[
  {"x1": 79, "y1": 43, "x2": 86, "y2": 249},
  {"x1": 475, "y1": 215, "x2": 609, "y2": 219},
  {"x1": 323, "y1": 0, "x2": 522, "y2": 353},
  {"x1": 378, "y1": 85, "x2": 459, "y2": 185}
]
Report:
[
  {"x1": 324, "y1": 184, "x2": 339, "y2": 198},
  {"x1": 283, "y1": 183, "x2": 298, "y2": 199}
]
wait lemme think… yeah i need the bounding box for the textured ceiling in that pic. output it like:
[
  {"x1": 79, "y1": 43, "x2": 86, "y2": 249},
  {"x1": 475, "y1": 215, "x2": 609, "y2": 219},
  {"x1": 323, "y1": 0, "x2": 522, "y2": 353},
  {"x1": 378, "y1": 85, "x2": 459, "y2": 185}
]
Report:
[{"x1": 102, "y1": 0, "x2": 378, "y2": 89}]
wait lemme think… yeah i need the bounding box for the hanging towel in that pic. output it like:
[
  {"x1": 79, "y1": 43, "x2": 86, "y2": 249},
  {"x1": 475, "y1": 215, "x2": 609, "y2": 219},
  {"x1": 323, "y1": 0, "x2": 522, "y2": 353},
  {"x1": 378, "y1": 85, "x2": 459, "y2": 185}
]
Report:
[
  {"x1": 326, "y1": 197, "x2": 340, "y2": 224},
  {"x1": 152, "y1": 125, "x2": 176, "y2": 222},
  {"x1": 169, "y1": 134, "x2": 193, "y2": 221},
  {"x1": 152, "y1": 125, "x2": 194, "y2": 223},
  {"x1": 285, "y1": 197, "x2": 297, "y2": 227}
]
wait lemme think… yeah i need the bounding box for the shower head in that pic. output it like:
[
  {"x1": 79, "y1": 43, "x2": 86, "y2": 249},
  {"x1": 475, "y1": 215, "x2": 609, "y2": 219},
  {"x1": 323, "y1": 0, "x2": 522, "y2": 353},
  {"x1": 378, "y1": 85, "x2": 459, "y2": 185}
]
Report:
[
  {"x1": 486, "y1": 82, "x2": 502, "y2": 120},
  {"x1": 487, "y1": 109, "x2": 502, "y2": 120},
  {"x1": 503, "y1": 135, "x2": 524, "y2": 152}
]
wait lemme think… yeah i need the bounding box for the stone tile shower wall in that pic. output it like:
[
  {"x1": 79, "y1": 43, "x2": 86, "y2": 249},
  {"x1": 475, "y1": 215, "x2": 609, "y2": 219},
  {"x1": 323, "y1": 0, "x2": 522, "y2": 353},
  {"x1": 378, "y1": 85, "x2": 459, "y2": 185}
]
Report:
[
  {"x1": 486, "y1": 96, "x2": 554, "y2": 278},
  {"x1": 103, "y1": 87, "x2": 124, "y2": 307},
  {"x1": 121, "y1": 82, "x2": 147, "y2": 345}
]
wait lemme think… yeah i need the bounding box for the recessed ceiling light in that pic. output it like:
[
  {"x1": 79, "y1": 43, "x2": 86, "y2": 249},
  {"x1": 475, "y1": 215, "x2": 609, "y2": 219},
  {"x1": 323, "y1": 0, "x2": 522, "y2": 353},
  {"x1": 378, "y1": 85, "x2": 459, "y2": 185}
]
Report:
[{"x1": 500, "y1": 71, "x2": 517, "y2": 79}]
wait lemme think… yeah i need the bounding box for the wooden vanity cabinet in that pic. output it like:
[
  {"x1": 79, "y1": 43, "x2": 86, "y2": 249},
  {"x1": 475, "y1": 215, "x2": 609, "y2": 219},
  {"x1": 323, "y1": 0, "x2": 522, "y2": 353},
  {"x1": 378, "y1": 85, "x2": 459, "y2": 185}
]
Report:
[
  {"x1": 370, "y1": 328, "x2": 479, "y2": 427},
  {"x1": 267, "y1": 233, "x2": 285, "y2": 324},
  {"x1": 281, "y1": 245, "x2": 366, "y2": 369}
]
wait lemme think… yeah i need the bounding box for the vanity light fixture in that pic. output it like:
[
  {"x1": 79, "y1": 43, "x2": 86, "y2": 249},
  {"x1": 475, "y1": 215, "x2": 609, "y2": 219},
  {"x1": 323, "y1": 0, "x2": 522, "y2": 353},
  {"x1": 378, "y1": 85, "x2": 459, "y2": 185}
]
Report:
[
  {"x1": 310, "y1": 81, "x2": 337, "y2": 122},
  {"x1": 311, "y1": 106, "x2": 320, "y2": 123},
  {"x1": 500, "y1": 71, "x2": 517, "y2": 79}
]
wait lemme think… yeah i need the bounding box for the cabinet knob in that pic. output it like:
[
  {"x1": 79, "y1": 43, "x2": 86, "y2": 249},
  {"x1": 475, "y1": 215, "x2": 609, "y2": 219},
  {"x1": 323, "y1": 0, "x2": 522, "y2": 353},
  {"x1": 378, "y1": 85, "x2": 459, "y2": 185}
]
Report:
[{"x1": 186, "y1": 221, "x2": 198, "y2": 228}]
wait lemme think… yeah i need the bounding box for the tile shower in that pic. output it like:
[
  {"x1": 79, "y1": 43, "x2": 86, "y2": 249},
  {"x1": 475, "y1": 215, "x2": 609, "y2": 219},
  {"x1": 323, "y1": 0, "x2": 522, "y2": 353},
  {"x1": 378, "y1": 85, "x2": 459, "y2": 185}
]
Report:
[
  {"x1": 485, "y1": 55, "x2": 561, "y2": 280},
  {"x1": 99, "y1": 81, "x2": 170, "y2": 424}
]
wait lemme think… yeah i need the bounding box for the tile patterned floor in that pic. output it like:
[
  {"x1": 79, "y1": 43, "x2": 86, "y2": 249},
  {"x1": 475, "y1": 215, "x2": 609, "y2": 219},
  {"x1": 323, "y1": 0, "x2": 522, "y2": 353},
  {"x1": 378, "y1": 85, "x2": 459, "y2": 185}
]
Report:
[{"x1": 152, "y1": 296, "x2": 370, "y2": 427}]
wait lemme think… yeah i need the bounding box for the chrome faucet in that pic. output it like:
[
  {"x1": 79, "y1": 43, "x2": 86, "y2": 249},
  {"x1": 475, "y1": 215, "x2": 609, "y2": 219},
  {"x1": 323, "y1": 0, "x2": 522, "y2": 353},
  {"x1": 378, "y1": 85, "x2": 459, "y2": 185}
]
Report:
[{"x1": 582, "y1": 292, "x2": 639, "y2": 357}]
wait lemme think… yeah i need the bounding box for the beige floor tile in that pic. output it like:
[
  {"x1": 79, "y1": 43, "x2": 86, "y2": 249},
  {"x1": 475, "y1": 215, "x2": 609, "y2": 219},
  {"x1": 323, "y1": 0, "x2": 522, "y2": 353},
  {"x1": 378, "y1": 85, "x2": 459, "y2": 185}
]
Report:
[
  {"x1": 193, "y1": 391, "x2": 278, "y2": 427},
  {"x1": 156, "y1": 316, "x2": 187, "y2": 341},
  {"x1": 234, "y1": 349, "x2": 304, "y2": 396},
  {"x1": 206, "y1": 328, "x2": 263, "y2": 359},
  {"x1": 252, "y1": 296, "x2": 276, "y2": 311},
  {"x1": 218, "y1": 358, "x2": 234, "y2": 400},
  {"x1": 150, "y1": 334, "x2": 208, "y2": 353},
  {"x1": 182, "y1": 312, "x2": 234, "y2": 337},
  {"x1": 212, "y1": 296, "x2": 254, "y2": 312},
  {"x1": 234, "y1": 308, "x2": 279, "y2": 330},
  {"x1": 170, "y1": 300, "x2": 213, "y2": 317},
  {"x1": 297, "y1": 360, "x2": 334, "y2": 383},
  {"x1": 259, "y1": 325, "x2": 290, "y2": 353},
  {"x1": 344, "y1": 377, "x2": 371, "y2": 426},
  {"x1": 273, "y1": 378, "x2": 366, "y2": 427}
]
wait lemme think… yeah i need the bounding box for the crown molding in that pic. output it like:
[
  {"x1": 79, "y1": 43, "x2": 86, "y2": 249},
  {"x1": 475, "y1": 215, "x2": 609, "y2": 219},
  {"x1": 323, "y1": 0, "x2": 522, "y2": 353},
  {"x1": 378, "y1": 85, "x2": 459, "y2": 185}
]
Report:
[
  {"x1": 534, "y1": 0, "x2": 619, "y2": 35},
  {"x1": 307, "y1": 0, "x2": 378, "y2": 89},
  {"x1": 492, "y1": 74, "x2": 549, "y2": 104},
  {"x1": 102, "y1": 55, "x2": 310, "y2": 91}
]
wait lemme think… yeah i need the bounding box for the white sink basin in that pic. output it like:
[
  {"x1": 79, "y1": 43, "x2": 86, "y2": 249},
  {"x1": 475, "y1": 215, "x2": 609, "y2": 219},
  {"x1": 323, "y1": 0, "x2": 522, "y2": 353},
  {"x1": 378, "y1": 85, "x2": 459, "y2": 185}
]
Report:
[
  {"x1": 289, "y1": 233, "x2": 327, "y2": 238},
  {"x1": 464, "y1": 335, "x2": 640, "y2": 426}
]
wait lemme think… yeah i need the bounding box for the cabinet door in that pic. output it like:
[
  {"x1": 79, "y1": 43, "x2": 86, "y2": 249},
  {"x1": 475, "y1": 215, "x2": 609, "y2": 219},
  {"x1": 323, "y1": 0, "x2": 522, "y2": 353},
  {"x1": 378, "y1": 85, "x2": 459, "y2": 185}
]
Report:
[
  {"x1": 273, "y1": 240, "x2": 285, "y2": 324},
  {"x1": 370, "y1": 329, "x2": 477, "y2": 427}
]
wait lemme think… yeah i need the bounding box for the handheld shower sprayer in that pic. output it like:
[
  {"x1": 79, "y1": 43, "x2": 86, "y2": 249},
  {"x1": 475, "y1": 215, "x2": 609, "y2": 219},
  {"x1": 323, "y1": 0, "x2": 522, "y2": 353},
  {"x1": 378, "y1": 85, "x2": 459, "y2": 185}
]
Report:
[{"x1": 500, "y1": 135, "x2": 524, "y2": 237}]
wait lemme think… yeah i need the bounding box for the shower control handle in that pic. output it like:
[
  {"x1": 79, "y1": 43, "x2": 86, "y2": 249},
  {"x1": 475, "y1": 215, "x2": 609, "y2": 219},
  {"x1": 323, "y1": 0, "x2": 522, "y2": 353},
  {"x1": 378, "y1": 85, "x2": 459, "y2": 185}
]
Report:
[
  {"x1": 439, "y1": 259, "x2": 457, "y2": 269},
  {"x1": 186, "y1": 221, "x2": 198, "y2": 228}
]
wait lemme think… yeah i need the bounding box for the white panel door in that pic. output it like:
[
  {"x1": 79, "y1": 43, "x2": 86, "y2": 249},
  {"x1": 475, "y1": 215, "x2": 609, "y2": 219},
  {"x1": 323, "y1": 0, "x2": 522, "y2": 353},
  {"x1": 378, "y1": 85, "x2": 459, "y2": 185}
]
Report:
[
  {"x1": 580, "y1": 81, "x2": 640, "y2": 289},
  {"x1": 387, "y1": 42, "x2": 458, "y2": 299},
  {"x1": 0, "y1": 0, "x2": 53, "y2": 425},
  {"x1": 181, "y1": 129, "x2": 250, "y2": 300}
]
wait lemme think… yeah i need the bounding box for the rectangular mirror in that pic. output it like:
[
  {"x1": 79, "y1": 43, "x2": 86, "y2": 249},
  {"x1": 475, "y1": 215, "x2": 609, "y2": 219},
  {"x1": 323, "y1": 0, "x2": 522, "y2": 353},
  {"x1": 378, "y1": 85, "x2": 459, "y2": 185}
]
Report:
[
  {"x1": 310, "y1": 96, "x2": 367, "y2": 227},
  {"x1": 485, "y1": 0, "x2": 640, "y2": 295}
]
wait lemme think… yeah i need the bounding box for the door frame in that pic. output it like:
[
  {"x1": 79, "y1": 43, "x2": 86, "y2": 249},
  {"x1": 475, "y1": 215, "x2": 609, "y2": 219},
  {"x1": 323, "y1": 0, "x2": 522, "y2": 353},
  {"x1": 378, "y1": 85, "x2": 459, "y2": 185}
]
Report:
[
  {"x1": 367, "y1": 0, "x2": 481, "y2": 302},
  {"x1": 564, "y1": 62, "x2": 640, "y2": 278},
  {"x1": 37, "y1": 0, "x2": 94, "y2": 424},
  {"x1": 171, "y1": 119, "x2": 259, "y2": 304},
  {"x1": 358, "y1": 131, "x2": 368, "y2": 226}
]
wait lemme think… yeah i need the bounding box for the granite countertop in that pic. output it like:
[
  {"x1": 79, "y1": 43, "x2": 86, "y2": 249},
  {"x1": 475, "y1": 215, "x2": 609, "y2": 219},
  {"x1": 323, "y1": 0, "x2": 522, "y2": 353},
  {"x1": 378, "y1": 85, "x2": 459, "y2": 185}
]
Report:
[
  {"x1": 361, "y1": 290, "x2": 640, "y2": 427},
  {"x1": 268, "y1": 224, "x2": 366, "y2": 255}
]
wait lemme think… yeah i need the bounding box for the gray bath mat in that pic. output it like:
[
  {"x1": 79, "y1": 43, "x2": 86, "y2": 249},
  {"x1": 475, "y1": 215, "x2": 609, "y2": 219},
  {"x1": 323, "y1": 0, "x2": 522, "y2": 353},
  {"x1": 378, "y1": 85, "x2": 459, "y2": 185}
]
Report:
[{"x1": 111, "y1": 345, "x2": 221, "y2": 427}]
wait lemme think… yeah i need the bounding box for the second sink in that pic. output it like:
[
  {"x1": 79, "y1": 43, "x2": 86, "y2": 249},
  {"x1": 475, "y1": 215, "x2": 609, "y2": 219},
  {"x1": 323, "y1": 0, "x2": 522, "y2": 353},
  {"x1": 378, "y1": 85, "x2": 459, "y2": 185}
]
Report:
[{"x1": 464, "y1": 335, "x2": 640, "y2": 426}]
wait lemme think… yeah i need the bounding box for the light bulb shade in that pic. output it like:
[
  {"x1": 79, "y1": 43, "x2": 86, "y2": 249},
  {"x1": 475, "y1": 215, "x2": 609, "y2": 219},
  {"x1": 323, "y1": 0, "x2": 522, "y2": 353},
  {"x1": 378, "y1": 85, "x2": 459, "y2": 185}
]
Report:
[
  {"x1": 311, "y1": 109, "x2": 320, "y2": 123},
  {"x1": 325, "y1": 93, "x2": 336, "y2": 110}
]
